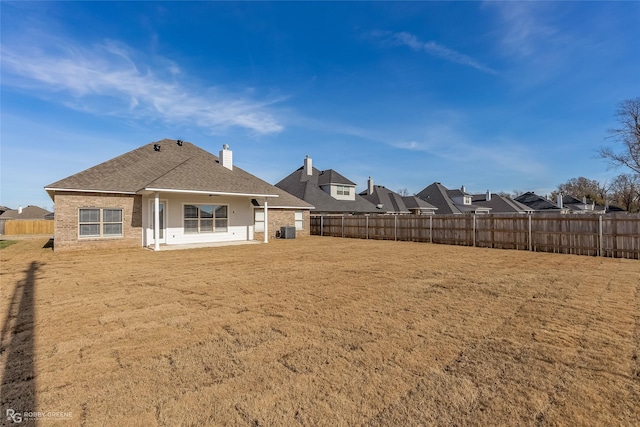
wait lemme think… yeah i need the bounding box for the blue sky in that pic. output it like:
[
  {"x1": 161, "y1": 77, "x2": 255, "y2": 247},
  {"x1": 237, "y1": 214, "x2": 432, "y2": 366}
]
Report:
[{"x1": 1, "y1": 1, "x2": 638, "y2": 210}]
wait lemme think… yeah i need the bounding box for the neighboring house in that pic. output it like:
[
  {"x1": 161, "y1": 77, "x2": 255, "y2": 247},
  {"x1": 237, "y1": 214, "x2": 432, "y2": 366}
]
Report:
[
  {"x1": 0, "y1": 205, "x2": 53, "y2": 235},
  {"x1": 560, "y1": 195, "x2": 606, "y2": 214},
  {"x1": 0, "y1": 206, "x2": 11, "y2": 216},
  {"x1": 416, "y1": 182, "x2": 491, "y2": 214},
  {"x1": 0, "y1": 205, "x2": 52, "y2": 220},
  {"x1": 359, "y1": 178, "x2": 437, "y2": 215},
  {"x1": 45, "y1": 139, "x2": 313, "y2": 251},
  {"x1": 514, "y1": 192, "x2": 568, "y2": 213},
  {"x1": 470, "y1": 192, "x2": 534, "y2": 214},
  {"x1": 276, "y1": 156, "x2": 380, "y2": 214}
]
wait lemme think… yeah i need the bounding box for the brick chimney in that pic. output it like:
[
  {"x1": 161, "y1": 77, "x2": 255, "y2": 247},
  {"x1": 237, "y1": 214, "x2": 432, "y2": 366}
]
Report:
[{"x1": 220, "y1": 144, "x2": 232, "y2": 170}]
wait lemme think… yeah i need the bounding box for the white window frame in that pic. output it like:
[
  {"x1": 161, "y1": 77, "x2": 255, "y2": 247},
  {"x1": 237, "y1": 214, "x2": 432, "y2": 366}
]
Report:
[
  {"x1": 78, "y1": 208, "x2": 123, "y2": 238},
  {"x1": 183, "y1": 204, "x2": 228, "y2": 234},
  {"x1": 337, "y1": 185, "x2": 351, "y2": 196},
  {"x1": 294, "y1": 211, "x2": 304, "y2": 230},
  {"x1": 254, "y1": 209, "x2": 265, "y2": 232}
]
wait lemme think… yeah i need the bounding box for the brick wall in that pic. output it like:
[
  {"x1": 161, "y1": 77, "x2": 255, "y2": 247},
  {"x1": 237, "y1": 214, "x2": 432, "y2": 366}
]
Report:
[
  {"x1": 53, "y1": 192, "x2": 142, "y2": 251},
  {"x1": 254, "y1": 209, "x2": 310, "y2": 241}
]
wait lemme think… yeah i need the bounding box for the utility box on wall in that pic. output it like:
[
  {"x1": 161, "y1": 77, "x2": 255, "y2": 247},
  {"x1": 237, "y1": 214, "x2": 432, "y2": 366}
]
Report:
[{"x1": 280, "y1": 226, "x2": 296, "y2": 239}]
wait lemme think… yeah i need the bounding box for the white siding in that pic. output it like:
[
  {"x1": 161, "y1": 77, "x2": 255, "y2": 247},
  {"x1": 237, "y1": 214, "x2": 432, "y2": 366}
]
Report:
[{"x1": 142, "y1": 193, "x2": 254, "y2": 247}]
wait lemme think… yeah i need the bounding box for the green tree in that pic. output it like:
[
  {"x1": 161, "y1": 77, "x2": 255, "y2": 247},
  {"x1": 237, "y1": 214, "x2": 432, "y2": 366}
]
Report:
[{"x1": 550, "y1": 177, "x2": 608, "y2": 205}]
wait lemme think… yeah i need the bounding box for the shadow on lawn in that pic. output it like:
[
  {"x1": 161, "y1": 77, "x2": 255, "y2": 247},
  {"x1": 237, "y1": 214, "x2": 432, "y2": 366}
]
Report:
[{"x1": 1, "y1": 261, "x2": 39, "y2": 419}]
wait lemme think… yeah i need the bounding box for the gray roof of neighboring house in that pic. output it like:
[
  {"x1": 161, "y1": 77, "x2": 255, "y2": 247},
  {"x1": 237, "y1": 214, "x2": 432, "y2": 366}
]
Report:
[
  {"x1": 276, "y1": 166, "x2": 379, "y2": 213},
  {"x1": 561, "y1": 195, "x2": 606, "y2": 213},
  {"x1": 359, "y1": 186, "x2": 410, "y2": 214},
  {"x1": 402, "y1": 196, "x2": 438, "y2": 212},
  {"x1": 0, "y1": 205, "x2": 52, "y2": 220},
  {"x1": 45, "y1": 139, "x2": 313, "y2": 209},
  {"x1": 416, "y1": 183, "x2": 462, "y2": 214},
  {"x1": 359, "y1": 185, "x2": 437, "y2": 214},
  {"x1": 316, "y1": 169, "x2": 356, "y2": 187},
  {"x1": 514, "y1": 192, "x2": 563, "y2": 211},
  {"x1": 417, "y1": 182, "x2": 491, "y2": 214},
  {"x1": 471, "y1": 194, "x2": 534, "y2": 213}
]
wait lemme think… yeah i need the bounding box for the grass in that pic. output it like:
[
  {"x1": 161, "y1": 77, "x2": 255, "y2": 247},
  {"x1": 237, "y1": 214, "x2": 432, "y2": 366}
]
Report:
[
  {"x1": 0, "y1": 240, "x2": 17, "y2": 250},
  {"x1": 1, "y1": 237, "x2": 638, "y2": 426}
]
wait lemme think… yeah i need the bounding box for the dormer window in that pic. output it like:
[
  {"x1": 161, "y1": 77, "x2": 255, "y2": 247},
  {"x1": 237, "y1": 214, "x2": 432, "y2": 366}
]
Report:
[
  {"x1": 464, "y1": 196, "x2": 471, "y2": 205},
  {"x1": 337, "y1": 185, "x2": 351, "y2": 196}
]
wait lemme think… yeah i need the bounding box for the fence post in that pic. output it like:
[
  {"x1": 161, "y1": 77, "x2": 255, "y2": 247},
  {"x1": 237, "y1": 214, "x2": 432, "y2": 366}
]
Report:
[
  {"x1": 472, "y1": 214, "x2": 476, "y2": 247},
  {"x1": 598, "y1": 215, "x2": 603, "y2": 257},
  {"x1": 320, "y1": 215, "x2": 323, "y2": 236},
  {"x1": 528, "y1": 214, "x2": 532, "y2": 252},
  {"x1": 429, "y1": 215, "x2": 433, "y2": 243},
  {"x1": 394, "y1": 215, "x2": 397, "y2": 241},
  {"x1": 366, "y1": 215, "x2": 369, "y2": 239},
  {"x1": 342, "y1": 215, "x2": 344, "y2": 238}
]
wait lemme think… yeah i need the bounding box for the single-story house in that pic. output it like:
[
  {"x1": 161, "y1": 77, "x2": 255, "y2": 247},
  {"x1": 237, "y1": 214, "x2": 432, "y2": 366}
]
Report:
[
  {"x1": 45, "y1": 139, "x2": 313, "y2": 251},
  {"x1": 275, "y1": 156, "x2": 380, "y2": 215},
  {"x1": 359, "y1": 177, "x2": 437, "y2": 215}
]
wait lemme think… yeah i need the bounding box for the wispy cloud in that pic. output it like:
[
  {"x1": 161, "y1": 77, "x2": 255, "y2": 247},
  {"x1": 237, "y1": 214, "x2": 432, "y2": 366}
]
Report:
[
  {"x1": 1, "y1": 38, "x2": 284, "y2": 134},
  {"x1": 370, "y1": 30, "x2": 497, "y2": 75},
  {"x1": 483, "y1": 1, "x2": 559, "y2": 59}
]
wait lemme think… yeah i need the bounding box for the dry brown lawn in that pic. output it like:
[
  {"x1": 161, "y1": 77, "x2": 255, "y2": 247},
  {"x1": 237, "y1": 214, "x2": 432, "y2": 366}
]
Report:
[{"x1": 1, "y1": 236, "x2": 639, "y2": 426}]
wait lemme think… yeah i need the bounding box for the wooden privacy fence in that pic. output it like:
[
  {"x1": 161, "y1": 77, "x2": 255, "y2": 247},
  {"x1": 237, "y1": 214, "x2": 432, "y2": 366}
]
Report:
[
  {"x1": 310, "y1": 214, "x2": 640, "y2": 260},
  {"x1": 1, "y1": 220, "x2": 54, "y2": 235}
]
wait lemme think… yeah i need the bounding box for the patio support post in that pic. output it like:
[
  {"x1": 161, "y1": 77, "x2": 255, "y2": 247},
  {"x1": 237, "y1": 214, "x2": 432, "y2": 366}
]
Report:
[
  {"x1": 154, "y1": 192, "x2": 160, "y2": 251},
  {"x1": 264, "y1": 200, "x2": 269, "y2": 243}
]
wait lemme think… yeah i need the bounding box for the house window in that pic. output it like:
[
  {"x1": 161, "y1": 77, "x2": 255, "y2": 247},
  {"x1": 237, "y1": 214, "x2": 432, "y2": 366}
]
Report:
[
  {"x1": 79, "y1": 208, "x2": 123, "y2": 238},
  {"x1": 184, "y1": 204, "x2": 227, "y2": 233},
  {"x1": 295, "y1": 211, "x2": 304, "y2": 230},
  {"x1": 337, "y1": 185, "x2": 351, "y2": 196},
  {"x1": 254, "y1": 209, "x2": 265, "y2": 232}
]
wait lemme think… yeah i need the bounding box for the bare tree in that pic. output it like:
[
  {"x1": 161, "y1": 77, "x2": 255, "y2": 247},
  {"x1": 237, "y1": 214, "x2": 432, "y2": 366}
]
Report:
[
  {"x1": 600, "y1": 97, "x2": 640, "y2": 174},
  {"x1": 397, "y1": 188, "x2": 410, "y2": 197},
  {"x1": 609, "y1": 173, "x2": 640, "y2": 212}
]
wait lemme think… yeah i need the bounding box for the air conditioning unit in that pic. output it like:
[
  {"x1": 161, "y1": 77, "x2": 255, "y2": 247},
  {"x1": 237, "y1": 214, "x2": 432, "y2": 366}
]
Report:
[{"x1": 280, "y1": 226, "x2": 296, "y2": 239}]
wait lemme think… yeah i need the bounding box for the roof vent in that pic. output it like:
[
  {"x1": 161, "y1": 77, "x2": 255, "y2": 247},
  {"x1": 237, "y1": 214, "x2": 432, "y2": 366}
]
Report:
[{"x1": 153, "y1": 143, "x2": 161, "y2": 152}]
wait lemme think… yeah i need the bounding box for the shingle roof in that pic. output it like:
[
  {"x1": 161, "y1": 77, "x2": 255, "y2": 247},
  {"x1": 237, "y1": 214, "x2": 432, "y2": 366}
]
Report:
[
  {"x1": 358, "y1": 185, "x2": 438, "y2": 214},
  {"x1": 514, "y1": 192, "x2": 562, "y2": 211},
  {"x1": 317, "y1": 169, "x2": 356, "y2": 186},
  {"x1": 416, "y1": 183, "x2": 463, "y2": 214},
  {"x1": 359, "y1": 186, "x2": 410, "y2": 214},
  {"x1": 0, "y1": 205, "x2": 52, "y2": 220},
  {"x1": 471, "y1": 194, "x2": 534, "y2": 213},
  {"x1": 402, "y1": 196, "x2": 438, "y2": 212},
  {"x1": 45, "y1": 139, "x2": 313, "y2": 209},
  {"x1": 276, "y1": 166, "x2": 379, "y2": 213}
]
